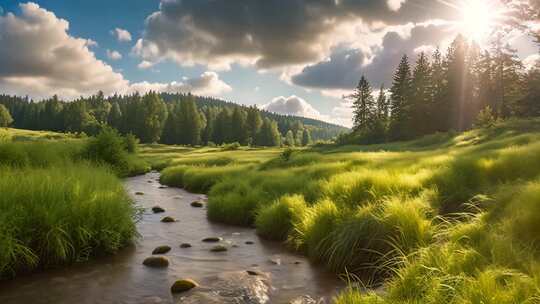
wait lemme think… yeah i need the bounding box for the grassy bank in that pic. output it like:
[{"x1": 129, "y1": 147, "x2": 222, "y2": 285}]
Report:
[
  {"x1": 0, "y1": 128, "x2": 148, "y2": 278},
  {"x1": 146, "y1": 118, "x2": 540, "y2": 302}
]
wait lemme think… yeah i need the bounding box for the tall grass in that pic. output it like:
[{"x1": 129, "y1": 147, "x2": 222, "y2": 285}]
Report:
[
  {"x1": 145, "y1": 118, "x2": 540, "y2": 302},
  {"x1": 0, "y1": 128, "x2": 145, "y2": 278},
  {"x1": 0, "y1": 164, "x2": 137, "y2": 278}
]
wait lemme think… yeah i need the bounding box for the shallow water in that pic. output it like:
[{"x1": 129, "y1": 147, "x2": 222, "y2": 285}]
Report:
[{"x1": 0, "y1": 172, "x2": 343, "y2": 303}]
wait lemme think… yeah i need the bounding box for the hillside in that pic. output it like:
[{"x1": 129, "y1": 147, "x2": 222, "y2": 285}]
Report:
[{"x1": 160, "y1": 93, "x2": 349, "y2": 139}]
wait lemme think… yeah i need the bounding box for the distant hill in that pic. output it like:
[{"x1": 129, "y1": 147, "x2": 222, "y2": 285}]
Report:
[{"x1": 160, "y1": 93, "x2": 349, "y2": 140}]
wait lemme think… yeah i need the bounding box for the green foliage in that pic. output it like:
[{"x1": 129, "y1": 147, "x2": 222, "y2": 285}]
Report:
[
  {"x1": 0, "y1": 164, "x2": 136, "y2": 278},
  {"x1": 83, "y1": 127, "x2": 149, "y2": 177},
  {"x1": 255, "y1": 195, "x2": 308, "y2": 241},
  {"x1": 474, "y1": 106, "x2": 498, "y2": 128},
  {"x1": 0, "y1": 104, "x2": 14, "y2": 127},
  {"x1": 124, "y1": 133, "x2": 139, "y2": 153}
]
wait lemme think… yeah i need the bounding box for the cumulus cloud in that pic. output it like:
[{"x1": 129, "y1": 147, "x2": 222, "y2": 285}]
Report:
[
  {"x1": 137, "y1": 60, "x2": 154, "y2": 70},
  {"x1": 133, "y1": 0, "x2": 454, "y2": 70},
  {"x1": 106, "y1": 49, "x2": 122, "y2": 60},
  {"x1": 0, "y1": 2, "x2": 128, "y2": 99},
  {"x1": 0, "y1": 3, "x2": 232, "y2": 100},
  {"x1": 111, "y1": 27, "x2": 132, "y2": 42},
  {"x1": 128, "y1": 72, "x2": 232, "y2": 96},
  {"x1": 263, "y1": 95, "x2": 324, "y2": 120},
  {"x1": 524, "y1": 54, "x2": 540, "y2": 70},
  {"x1": 291, "y1": 22, "x2": 454, "y2": 90}
]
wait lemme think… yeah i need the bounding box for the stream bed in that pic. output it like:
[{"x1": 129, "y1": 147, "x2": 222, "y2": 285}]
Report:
[{"x1": 0, "y1": 172, "x2": 343, "y2": 303}]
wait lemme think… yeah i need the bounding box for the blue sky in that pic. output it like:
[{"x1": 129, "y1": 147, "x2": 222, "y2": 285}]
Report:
[{"x1": 0, "y1": 0, "x2": 538, "y2": 127}]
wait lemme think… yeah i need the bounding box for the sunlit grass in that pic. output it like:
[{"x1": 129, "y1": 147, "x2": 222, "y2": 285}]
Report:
[{"x1": 144, "y1": 118, "x2": 540, "y2": 303}]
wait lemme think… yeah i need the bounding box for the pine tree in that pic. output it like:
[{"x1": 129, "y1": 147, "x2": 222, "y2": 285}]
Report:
[
  {"x1": 492, "y1": 37, "x2": 524, "y2": 118},
  {"x1": 180, "y1": 97, "x2": 202, "y2": 146},
  {"x1": 411, "y1": 52, "x2": 432, "y2": 136},
  {"x1": 301, "y1": 128, "x2": 312, "y2": 146},
  {"x1": 108, "y1": 102, "x2": 123, "y2": 131},
  {"x1": 245, "y1": 106, "x2": 263, "y2": 145},
  {"x1": 257, "y1": 118, "x2": 281, "y2": 146},
  {"x1": 348, "y1": 76, "x2": 375, "y2": 131},
  {"x1": 213, "y1": 108, "x2": 232, "y2": 144},
  {"x1": 231, "y1": 107, "x2": 248, "y2": 144},
  {"x1": 476, "y1": 51, "x2": 497, "y2": 112},
  {"x1": 137, "y1": 92, "x2": 168, "y2": 143},
  {"x1": 376, "y1": 84, "x2": 389, "y2": 120},
  {"x1": 444, "y1": 35, "x2": 470, "y2": 131},
  {"x1": 430, "y1": 47, "x2": 448, "y2": 132},
  {"x1": 389, "y1": 55, "x2": 413, "y2": 140},
  {"x1": 285, "y1": 130, "x2": 296, "y2": 147}
]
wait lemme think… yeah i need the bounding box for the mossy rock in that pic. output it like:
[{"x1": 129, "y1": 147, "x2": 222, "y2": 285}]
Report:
[
  {"x1": 210, "y1": 245, "x2": 228, "y2": 252},
  {"x1": 202, "y1": 237, "x2": 222, "y2": 243},
  {"x1": 180, "y1": 243, "x2": 192, "y2": 248},
  {"x1": 191, "y1": 201, "x2": 204, "y2": 208},
  {"x1": 170, "y1": 279, "x2": 199, "y2": 293},
  {"x1": 143, "y1": 256, "x2": 169, "y2": 268},
  {"x1": 161, "y1": 216, "x2": 175, "y2": 223},
  {"x1": 152, "y1": 206, "x2": 165, "y2": 213},
  {"x1": 152, "y1": 245, "x2": 172, "y2": 254}
]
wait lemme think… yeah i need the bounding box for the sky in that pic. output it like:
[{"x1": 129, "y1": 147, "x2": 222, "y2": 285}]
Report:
[{"x1": 0, "y1": 0, "x2": 538, "y2": 127}]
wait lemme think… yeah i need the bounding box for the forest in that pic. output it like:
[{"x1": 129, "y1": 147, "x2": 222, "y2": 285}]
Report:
[
  {"x1": 0, "y1": 92, "x2": 347, "y2": 147},
  {"x1": 342, "y1": 34, "x2": 540, "y2": 144}
]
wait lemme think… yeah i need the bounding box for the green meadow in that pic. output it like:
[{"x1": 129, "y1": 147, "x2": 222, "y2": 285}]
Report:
[
  {"x1": 144, "y1": 118, "x2": 540, "y2": 303},
  {"x1": 0, "y1": 128, "x2": 149, "y2": 278}
]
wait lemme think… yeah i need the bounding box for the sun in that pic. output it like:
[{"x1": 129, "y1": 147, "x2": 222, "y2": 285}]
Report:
[{"x1": 457, "y1": 0, "x2": 501, "y2": 43}]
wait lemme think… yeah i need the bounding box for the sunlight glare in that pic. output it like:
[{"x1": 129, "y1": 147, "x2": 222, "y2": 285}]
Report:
[{"x1": 458, "y1": 0, "x2": 496, "y2": 43}]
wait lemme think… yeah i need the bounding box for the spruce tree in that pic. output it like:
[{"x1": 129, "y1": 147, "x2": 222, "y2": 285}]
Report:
[
  {"x1": 444, "y1": 35, "x2": 470, "y2": 131},
  {"x1": 492, "y1": 38, "x2": 524, "y2": 118},
  {"x1": 245, "y1": 106, "x2": 263, "y2": 145},
  {"x1": 301, "y1": 128, "x2": 312, "y2": 146},
  {"x1": 389, "y1": 55, "x2": 413, "y2": 140},
  {"x1": 430, "y1": 48, "x2": 448, "y2": 132},
  {"x1": 411, "y1": 52, "x2": 432, "y2": 136},
  {"x1": 376, "y1": 84, "x2": 389, "y2": 120},
  {"x1": 348, "y1": 76, "x2": 375, "y2": 131},
  {"x1": 285, "y1": 130, "x2": 296, "y2": 147},
  {"x1": 231, "y1": 107, "x2": 248, "y2": 144}
]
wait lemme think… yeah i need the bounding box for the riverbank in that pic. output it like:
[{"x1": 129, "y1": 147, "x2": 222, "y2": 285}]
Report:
[
  {"x1": 0, "y1": 172, "x2": 343, "y2": 303},
  {"x1": 0, "y1": 128, "x2": 149, "y2": 278},
  {"x1": 144, "y1": 118, "x2": 540, "y2": 303}
]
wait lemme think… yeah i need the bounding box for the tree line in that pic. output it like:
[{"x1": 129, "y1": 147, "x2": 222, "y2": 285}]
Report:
[
  {"x1": 0, "y1": 92, "x2": 341, "y2": 146},
  {"x1": 344, "y1": 34, "x2": 540, "y2": 144}
]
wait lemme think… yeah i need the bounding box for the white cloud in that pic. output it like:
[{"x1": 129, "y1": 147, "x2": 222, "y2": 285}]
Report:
[
  {"x1": 263, "y1": 95, "x2": 324, "y2": 120},
  {"x1": 0, "y1": 3, "x2": 233, "y2": 100},
  {"x1": 111, "y1": 27, "x2": 132, "y2": 42},
  {"x1": 0, "y1": 2, "x2": 128, "y2": 99},
  {"x1": 524, "y1": 54, "x2": 540, "y2": 70},
  {"x1": 387, "y1": 0, "x2": 406, "y2": 12},
  {"x1": 106, "y1": 49, "x2": 122, "y2": 60},
  {"x1": 128, "y1": 72, "x2": 232, "y2": 96},
  {"x1": 137, "y1": 60, "x2": 154, "y2": 70}
]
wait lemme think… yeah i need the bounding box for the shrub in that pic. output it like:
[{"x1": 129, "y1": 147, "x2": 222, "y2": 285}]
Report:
[
  {"x1": 221, "y1": 142, "x2": 241, "y2": 151},
  {"x1": 255, "y1": 194, "x2": 307, "y2": 241},
  {"x1": 124, "y1": 133, "x2": 139, "y2": 153}
]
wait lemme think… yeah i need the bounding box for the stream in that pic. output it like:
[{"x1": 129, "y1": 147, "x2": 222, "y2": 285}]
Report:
[{"x1": 0, "y1": 172, "x2": 343, "y2": 303}]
